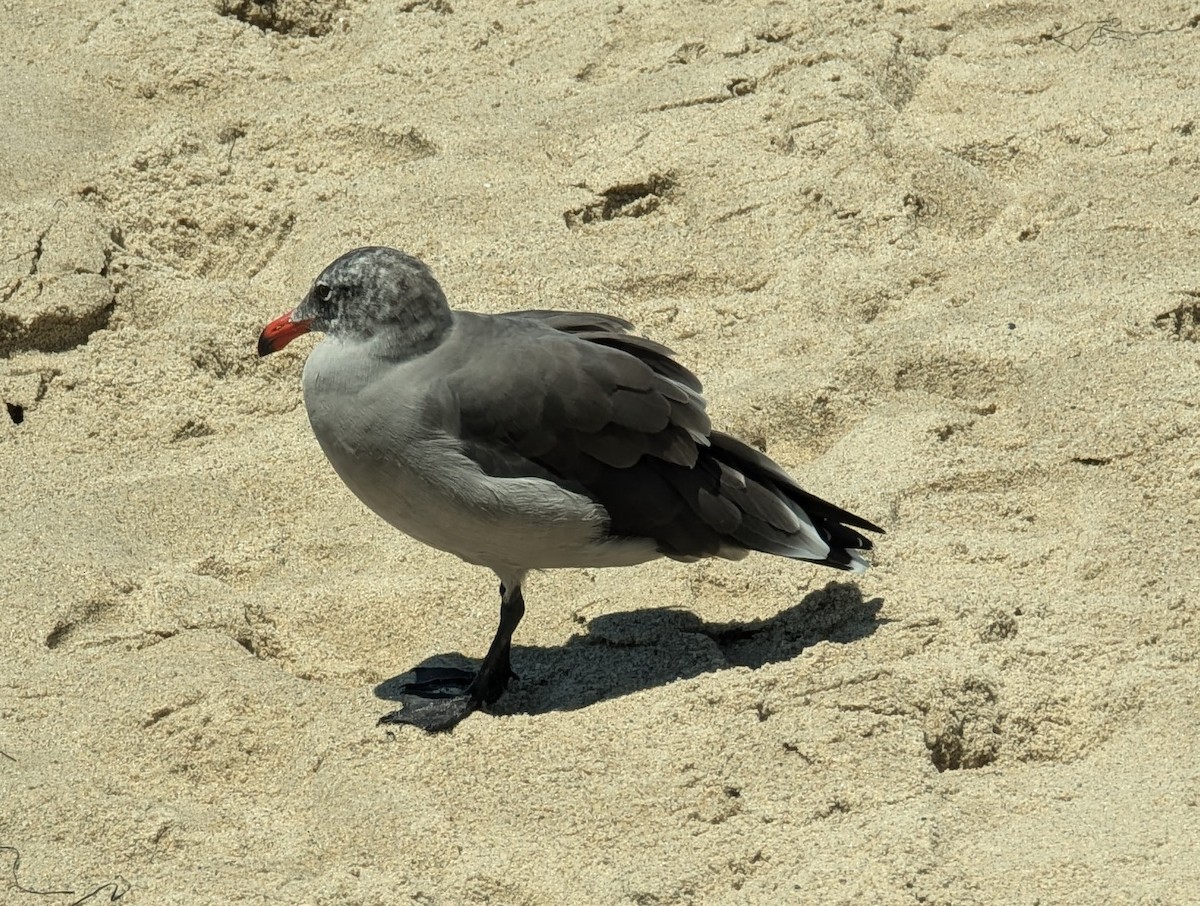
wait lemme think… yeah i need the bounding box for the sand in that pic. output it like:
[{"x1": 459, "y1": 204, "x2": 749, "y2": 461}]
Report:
[{"x1": 2, "y1": 0, "x2": 1198, "y2": 903}]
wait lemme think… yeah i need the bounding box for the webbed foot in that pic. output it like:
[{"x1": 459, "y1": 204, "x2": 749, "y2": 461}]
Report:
[
  {"x1": 379, "y1": 692, "x2": 478, "y2": 732},
  {"x1": 379, "y1": 585, "x2": 526, "y2": 733}
]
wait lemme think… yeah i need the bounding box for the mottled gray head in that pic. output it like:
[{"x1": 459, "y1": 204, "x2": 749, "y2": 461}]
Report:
[
  {"x1": 259, "y1": 247, "x2": 453, "y2": 359},
  {"x1": 296, "y1": 246, "x2": 452, "y2": 349}
]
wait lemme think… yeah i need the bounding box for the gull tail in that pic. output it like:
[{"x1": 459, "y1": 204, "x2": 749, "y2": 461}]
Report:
[{"x1": 702, "y1": 432, "x2": 883, "y2": 572}]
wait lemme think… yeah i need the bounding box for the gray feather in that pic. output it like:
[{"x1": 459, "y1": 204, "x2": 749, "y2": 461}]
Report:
[{"x1": 608, "y1": 388, "x2": 672, "y2": 433}]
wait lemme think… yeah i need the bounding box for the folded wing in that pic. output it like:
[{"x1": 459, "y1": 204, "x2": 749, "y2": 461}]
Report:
[{"x1": 439, "y1": 310, "x2": 880, "y2": 570}]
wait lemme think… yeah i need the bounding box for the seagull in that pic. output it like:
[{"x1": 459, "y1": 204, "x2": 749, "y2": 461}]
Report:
[{"x1": 257, "y1": 246, "x2": 882, "y2": 731}]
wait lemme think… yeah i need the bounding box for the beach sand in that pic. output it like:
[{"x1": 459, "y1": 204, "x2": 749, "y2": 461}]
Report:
[{"x1": 2, "y1": 1, "x2": 1198, "y2": 902}]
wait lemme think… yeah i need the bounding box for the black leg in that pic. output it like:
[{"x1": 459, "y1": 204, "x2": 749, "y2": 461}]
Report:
[
  {"x1": 379, "y1": 584, "x2": 526, "y2": 732},
  {"x1": 468, "y1": 584, "x2": 525, "y2": 705}
]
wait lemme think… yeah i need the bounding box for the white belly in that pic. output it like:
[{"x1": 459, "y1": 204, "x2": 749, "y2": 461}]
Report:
[{"x1": 322, "y1": 435, "x2": 660, "y2": 572}]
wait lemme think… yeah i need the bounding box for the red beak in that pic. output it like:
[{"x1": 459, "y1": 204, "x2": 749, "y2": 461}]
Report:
[{"x1": 257, "y1": 310, "x2": 314, "y2": 357}]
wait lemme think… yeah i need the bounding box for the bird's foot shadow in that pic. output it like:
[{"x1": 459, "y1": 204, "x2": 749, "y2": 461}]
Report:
[{"x1": 375, "y1": 581, "x2": 886, "y2": 720}]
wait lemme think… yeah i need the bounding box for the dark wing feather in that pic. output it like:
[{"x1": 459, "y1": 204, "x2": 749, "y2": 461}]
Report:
[
  {"x1": 607, "y1": 387, "x2": 671, "y2": 433},
  {"x1": 581, "y1": 334, "x2": 704, "y2": 394},
  {"x1": 503, "y1": 309, "x2": 703, "y2": 394},
  {"x1": 501, "y1": 309, "x2": 634, "y2": 335},
  {"x1": 442, "y1": 310, "x2": 880, "y2": 568},
  {"x1": 708, "y1": 433, "x2": 885, "y2": 535}
]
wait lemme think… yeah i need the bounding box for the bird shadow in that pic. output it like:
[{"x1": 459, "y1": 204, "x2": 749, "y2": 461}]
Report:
[{"x1": 374, "y1": 581, "x2": 886, "y2": 718}]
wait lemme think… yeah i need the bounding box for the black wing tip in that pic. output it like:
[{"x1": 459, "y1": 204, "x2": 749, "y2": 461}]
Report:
[
  {"x1": 850, "y1": 515, "x2": 886, "y2": 535},
  {"x1": 810, "y1": 557, "x2": 858, "y2": 572}
]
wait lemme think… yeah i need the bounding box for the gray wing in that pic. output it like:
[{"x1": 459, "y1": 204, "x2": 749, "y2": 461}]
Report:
[
  {"x1": 438, "y1": 310, "x2": 880, "y2": 566},
  {"x1": 499, "y1": 309, "x2": 704, "y2": 396}
]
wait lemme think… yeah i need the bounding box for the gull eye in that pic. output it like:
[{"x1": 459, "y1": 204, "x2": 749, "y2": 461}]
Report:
[{"x1": 310, "y1": 282, "x2": 334, "y2": 315}]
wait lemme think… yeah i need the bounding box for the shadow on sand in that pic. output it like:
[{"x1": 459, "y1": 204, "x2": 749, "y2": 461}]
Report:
[{"x1": 374, "y1": 581, "x2": 886, "y2": 718}]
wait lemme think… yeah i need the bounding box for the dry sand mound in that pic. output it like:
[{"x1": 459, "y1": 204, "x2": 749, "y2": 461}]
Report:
[{"x1": 2, "y1": 1, "x2": 1198, "y2": 903}]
